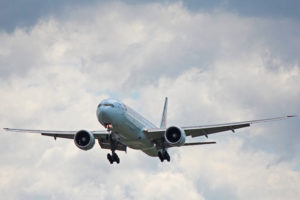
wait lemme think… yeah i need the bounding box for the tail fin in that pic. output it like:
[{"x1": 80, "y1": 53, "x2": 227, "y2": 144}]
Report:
[{"x1": 160, "y1": 97, "x2": 168, "y2": 128}]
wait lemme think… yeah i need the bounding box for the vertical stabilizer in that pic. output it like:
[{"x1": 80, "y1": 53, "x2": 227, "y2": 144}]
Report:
[{"x1": 160, "y1": 97, "x2": 168, "y2": 128}]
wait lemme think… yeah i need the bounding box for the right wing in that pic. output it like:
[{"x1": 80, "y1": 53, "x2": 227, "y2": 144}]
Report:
[
  {"x1": 3, "y1": 128, "x2": 127, "y2": 152},
  {"x1": 3, "y1": 128, "x2": 109, "y2": 139},
  {"x1": 4, "y1": 128, "x2": 77, "y2": 139}
]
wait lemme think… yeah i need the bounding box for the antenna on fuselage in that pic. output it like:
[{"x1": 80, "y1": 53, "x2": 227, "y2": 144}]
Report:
[{"x1": 160, "y1": 97, "x2": 168, "y2": 128}]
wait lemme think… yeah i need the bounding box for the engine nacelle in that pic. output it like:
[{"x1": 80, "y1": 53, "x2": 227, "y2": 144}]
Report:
[
  {"x1": 164, "y1": 126, "x2": 186, "y2": 147},
  {"x1": 74, "y1": 130, "x2": 95, "y2": 151}
]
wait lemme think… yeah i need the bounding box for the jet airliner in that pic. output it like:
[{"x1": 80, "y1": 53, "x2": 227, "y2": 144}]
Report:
[{"x1": 4, "y1": 98, "x2": 295, "y2": 164}]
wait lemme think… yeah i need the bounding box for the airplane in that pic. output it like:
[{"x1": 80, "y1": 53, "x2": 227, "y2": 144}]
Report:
[{"x1": 3, "y1": 97, "x2": 295, "y2": 164}]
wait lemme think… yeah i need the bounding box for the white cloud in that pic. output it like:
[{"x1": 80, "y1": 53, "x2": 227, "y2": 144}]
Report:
[
  {"x1": 176, "y1": 138, "x2": 300, "y2": 200},
  {"x1": 0, "y1": 2, "x2": 299, "y2": 200}
]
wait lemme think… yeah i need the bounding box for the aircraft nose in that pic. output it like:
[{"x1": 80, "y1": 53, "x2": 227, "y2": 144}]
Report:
[{"x1": 98, "y1": 106, "x2": 111, "y2": 124}]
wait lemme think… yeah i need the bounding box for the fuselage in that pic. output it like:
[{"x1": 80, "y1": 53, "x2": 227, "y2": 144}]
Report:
[{"x1": 96, "y1": 99, "x2": 159, "y2": 156}]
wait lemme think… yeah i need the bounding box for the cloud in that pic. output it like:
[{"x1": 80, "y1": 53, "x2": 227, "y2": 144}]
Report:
[
  {"x1": 2, "y1": 0, "x2": 300, "y2": 32},
  {"x1": 0, "y1": 2, "x2": 299, "y2": 200},
  {"x1": 177, "y1": 138, "x2": 300, "y2": 200}
]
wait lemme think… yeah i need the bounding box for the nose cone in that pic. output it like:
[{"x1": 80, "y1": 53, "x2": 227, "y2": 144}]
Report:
[
  {"x1": 96, "y1": 98, "x2": 122, "y2": 126},
  {"x1": 97, "y1": 106, "x2": 111, "y2": 124}
]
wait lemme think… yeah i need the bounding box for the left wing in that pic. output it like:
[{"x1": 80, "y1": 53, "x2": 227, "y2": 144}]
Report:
[{"x1": 145, "y1": 115, "x2": 295, "y2": 141}]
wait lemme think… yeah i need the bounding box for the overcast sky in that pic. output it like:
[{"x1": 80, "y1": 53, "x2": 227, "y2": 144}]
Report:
[{"x1": 0, "y1": 1, "x2": 300, "y2": 200}]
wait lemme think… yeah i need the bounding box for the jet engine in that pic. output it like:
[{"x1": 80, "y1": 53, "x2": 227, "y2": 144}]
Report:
[
  {"x1": 74, "y1": 130, "x2": 95, "y2": 150},
  {"x1": 164, "y1": 126, "x2": 186, "y2": 146}
]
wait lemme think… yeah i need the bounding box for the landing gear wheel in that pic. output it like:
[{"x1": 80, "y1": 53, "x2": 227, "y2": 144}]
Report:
[
  {"x1": 107, "y1": 152, "x2": 120, "y2": 164},
  {"x1": 158, "y1": 151, "x2": 164, "y2": 162},
  {"x1": 158, "y1": 150, "x2": 171, "y2": 162},
  {"x1": 112, "y1": 152, "x2": 120, "y2": 164},
  {"x1": 164, "y1": 151, "x2": 170, "y2": 162},
  {"x1": 107, "y1": 153, "x2": 113, "y2": 164}
]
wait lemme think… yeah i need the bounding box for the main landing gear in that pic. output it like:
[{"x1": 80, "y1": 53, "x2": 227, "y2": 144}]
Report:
[
  {"x1": 106, "y1": 133, "x2": 120, "y2": 164},
  {"x1": 107, "y1": 152, "x2": 120, "y2": 164},
  {"x1": 158, "y1": 150, "x2": 170, "y2": 162}
]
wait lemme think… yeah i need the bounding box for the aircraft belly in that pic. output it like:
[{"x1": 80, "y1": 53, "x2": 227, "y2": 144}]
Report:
[
  {"x1": 116, "y1": 126, "x2": 156, "y2": 151},
  {"x1": 123, "y1": 138, "x2": 154, "y2": 149},
  {"x1": 112, "y1": 109, "x2": 158, "y2": 155}
]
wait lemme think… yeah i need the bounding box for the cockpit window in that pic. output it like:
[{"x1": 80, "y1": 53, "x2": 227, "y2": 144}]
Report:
[{"x1": 98, "y1": 103, "x2": 114, "y2": 108}]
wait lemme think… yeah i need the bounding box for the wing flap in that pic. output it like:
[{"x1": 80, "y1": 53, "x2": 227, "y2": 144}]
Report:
[
  {"x1": 41, "y1": 133, "x2": 74, "y2": 139},
  {"x1": 183, "y1": 141, "x2": 216, "y2": 146}
]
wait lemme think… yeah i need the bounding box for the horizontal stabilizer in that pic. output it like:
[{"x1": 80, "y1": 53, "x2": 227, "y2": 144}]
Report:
[{"x1": 184, "y1": 141, "x2": 216, "y2": 146}]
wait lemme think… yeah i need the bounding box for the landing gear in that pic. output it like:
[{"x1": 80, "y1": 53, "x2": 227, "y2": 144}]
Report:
[
  {"x1": 106, "y1": 134, "x2": 121, "y2": 164},
  {"x1": 105, "y1": 123, "x2": 112, "y2": 131},
  {"x1": 107, "y1": 152, "x2": 120, "y2": 164},
  {"x1": 158, "y1": 151, "x2": 164, "y2": 162},
  {"x1": 104, "y1": 128, "x2": 121, "y2": 164},
  {"x1": 158, "y1": 150, "x2": 170, "y2": 162}
]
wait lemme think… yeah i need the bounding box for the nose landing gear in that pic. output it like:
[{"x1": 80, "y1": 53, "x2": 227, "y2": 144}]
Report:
[{"x1": 105, "y1": 123, "x2": 112, "y2": 131}]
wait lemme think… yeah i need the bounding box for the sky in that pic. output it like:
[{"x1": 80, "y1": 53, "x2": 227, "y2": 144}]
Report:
[{"x1": 0, "y1": 0, "x2": 300, "y2": 199}]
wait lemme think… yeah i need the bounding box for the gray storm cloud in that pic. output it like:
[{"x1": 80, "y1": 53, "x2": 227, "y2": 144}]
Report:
[{"x1": 0, "y1": 2, "x2": 299, "y2": 200}]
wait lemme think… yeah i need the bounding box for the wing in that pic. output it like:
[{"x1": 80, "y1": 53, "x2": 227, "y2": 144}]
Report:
[
  {"x1": 3, "y1": 128, "x2": 127, "y2": 152},
  {"x1": 3, "y1": 128, "x2": 109, "y2": 139},
  {"x1": 145, "y1": 115, "x2": 295, "y2": 142}
]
